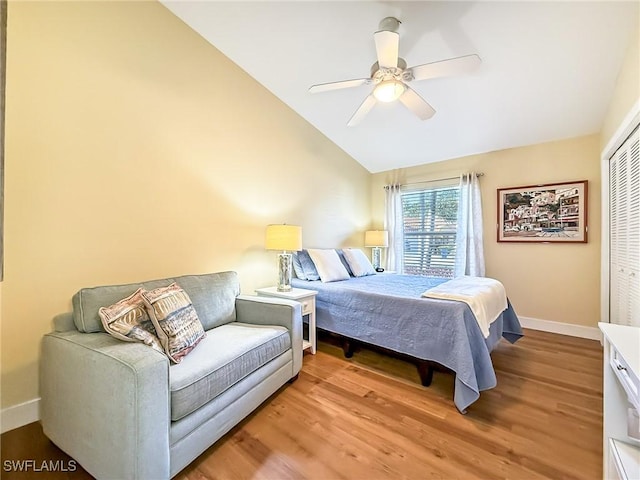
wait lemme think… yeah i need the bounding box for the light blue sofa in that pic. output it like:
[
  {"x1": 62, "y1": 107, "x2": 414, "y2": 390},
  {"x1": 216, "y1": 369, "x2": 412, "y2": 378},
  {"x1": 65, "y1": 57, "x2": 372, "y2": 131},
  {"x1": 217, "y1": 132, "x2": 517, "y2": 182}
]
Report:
[{"x1": 40, "y1": 271, "x2": 302, "y2": 479}]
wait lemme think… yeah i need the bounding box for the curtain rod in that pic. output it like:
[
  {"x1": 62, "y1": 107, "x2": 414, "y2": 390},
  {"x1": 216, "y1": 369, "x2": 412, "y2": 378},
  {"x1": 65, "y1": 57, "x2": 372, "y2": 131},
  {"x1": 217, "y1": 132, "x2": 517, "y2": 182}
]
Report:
[{"x1": 400, "y1": 172, "x2": 484, "y2": 187}]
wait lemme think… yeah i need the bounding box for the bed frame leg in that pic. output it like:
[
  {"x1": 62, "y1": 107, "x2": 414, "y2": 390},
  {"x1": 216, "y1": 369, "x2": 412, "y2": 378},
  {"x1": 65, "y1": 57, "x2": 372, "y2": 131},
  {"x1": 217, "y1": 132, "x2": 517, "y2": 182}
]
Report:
[
  {"x1": 416, "y1": 361, "x2": 434, "y2": 387},
  {"x1": 341, "y1": 339, "x2": 355, "y2": 358}
]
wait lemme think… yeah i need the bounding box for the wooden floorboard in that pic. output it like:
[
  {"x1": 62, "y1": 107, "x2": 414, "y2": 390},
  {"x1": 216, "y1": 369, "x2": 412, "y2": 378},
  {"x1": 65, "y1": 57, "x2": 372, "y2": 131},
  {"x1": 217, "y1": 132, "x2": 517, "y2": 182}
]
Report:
[{"x1": 1, "y1": 328, "x2": 603, "y2": 479}]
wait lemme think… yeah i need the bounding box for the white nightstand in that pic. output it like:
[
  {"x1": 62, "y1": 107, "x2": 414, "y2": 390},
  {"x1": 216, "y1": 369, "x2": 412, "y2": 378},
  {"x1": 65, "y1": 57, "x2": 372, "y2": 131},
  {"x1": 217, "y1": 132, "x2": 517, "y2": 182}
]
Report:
[{"x1": 255, "y1": 287, "x2": 318, "y2": 354}]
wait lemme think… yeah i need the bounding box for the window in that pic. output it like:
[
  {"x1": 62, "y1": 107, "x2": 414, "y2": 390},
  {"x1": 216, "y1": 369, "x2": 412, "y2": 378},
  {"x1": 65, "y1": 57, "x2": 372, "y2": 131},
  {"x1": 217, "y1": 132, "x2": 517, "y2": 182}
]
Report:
[{"x1": 401, "y1": 186, "x2": 459, "y2": 278}]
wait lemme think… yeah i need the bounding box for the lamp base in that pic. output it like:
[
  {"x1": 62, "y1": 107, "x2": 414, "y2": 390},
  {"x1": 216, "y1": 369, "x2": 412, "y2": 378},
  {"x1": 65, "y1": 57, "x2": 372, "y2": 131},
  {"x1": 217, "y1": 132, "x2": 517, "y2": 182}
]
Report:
[
  {"x1": 276, "y1": 252, "x2": 293, "y2": 292},
  {"x1": 371, "y1": 247, "x2": 381, "y2": 270}
]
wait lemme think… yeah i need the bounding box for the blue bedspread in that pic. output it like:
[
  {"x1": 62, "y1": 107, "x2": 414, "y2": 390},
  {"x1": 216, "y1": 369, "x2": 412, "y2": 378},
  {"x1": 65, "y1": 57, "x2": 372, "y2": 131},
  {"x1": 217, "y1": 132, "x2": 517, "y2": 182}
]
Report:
[{"x1": 292, "y1": 274, "x2": 523, "y2": 413}]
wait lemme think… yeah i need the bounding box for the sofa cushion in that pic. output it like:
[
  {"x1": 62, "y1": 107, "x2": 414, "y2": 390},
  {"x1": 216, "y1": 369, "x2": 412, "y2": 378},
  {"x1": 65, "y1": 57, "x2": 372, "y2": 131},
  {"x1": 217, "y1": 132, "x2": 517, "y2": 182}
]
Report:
[
  {"x1": 169, "y1": 322, "x2": 291, "y2": 421},
  {"x1": 142, "y1": 283, "x2": 206, "y2": 364},
  {"x1": 98, "y1": 288, "x2": 164, "y2": 354},
  {"x1": 72, "y1": 271, "x2": 240, "y2": 333},
  {"x1": 174, "y1": 272, "x2": 240, "y2": 331}
]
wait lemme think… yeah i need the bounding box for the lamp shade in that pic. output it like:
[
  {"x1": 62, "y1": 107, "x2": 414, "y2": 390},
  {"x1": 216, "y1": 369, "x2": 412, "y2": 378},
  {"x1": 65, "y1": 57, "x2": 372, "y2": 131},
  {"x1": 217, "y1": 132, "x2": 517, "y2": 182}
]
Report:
[
  {"x1": 364, "y1": 230, "x2": 389, "y2": 247},
  {"x1": 265, "y1": 224, "x2": 302, "y2": 251}
]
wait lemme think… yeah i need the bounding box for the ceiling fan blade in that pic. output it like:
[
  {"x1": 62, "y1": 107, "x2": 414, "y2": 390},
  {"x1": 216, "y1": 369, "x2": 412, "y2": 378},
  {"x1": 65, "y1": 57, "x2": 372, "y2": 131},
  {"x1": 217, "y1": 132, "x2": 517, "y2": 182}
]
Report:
[
  {"x1": 408, "y1": 54, "x2": 481, "y2": 82},
  {"x1": 309, "y1": 78, "x2": 372, "y2": 94},
  {"x1": 374, "y1": 30, "x2": 399, "y2": 68},
  {"x1": 347, "y1": 95, "x2": 377, "y2": 127},
  {"x1": 399, "y1": 87, "x2": 435, "y2": 120}
]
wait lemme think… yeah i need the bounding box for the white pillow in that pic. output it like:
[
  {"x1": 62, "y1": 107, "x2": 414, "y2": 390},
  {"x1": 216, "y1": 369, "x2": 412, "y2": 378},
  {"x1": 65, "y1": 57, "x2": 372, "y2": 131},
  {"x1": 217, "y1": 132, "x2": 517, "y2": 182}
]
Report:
[
  {"x1": 342, "y1": 248, "x2": 376, "y2": 277},
  {"x1": 306, "y1": 249, "x2": 350, "y2": 283}
]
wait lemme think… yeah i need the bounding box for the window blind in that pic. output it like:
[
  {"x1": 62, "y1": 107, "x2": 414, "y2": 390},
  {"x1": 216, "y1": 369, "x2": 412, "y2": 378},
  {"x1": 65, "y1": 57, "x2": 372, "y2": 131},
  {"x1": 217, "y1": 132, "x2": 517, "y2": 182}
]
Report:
[{"x1": 401, "y1": 186, "x2": 459, "y2": 278}]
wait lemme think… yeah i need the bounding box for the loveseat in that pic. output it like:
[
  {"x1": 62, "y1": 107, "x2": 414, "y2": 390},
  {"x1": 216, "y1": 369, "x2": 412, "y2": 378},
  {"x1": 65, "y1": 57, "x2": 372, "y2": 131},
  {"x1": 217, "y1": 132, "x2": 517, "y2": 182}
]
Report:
[{"x1": 40, "y1": 271, "x2": 303, "y2": 479}]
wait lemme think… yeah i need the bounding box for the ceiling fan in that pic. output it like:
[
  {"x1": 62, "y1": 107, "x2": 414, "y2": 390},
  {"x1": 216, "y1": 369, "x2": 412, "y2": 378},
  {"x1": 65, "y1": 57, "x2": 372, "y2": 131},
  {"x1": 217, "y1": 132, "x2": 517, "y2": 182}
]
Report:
[{"x1": 308, "y1": 17, "x2": 481, "y2": 126}]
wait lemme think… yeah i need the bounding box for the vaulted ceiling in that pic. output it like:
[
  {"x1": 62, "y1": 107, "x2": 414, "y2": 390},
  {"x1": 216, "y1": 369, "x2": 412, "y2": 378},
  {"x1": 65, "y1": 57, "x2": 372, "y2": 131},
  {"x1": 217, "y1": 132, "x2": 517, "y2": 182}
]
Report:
[{"x1": 162, "y1": 1, "x2": 639, "y2": 173}]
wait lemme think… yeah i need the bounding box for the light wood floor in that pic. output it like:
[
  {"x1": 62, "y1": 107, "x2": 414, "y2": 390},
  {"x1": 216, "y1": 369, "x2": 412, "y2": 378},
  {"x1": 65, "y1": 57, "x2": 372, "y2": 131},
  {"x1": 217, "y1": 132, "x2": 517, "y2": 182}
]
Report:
[{"x1": 1, "y1": 329, "x2": 603, "y2": 479}]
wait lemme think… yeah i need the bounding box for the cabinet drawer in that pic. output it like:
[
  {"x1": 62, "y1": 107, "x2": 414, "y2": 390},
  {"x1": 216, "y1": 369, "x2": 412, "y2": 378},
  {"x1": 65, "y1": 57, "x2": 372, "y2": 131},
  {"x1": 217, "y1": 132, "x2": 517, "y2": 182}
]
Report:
[
  {"x1": 300, "y1": 298, "x2": 314, "y2": 315},
  {"x1": 611, "y1": 349, "x2": 640, "y2": 411}
]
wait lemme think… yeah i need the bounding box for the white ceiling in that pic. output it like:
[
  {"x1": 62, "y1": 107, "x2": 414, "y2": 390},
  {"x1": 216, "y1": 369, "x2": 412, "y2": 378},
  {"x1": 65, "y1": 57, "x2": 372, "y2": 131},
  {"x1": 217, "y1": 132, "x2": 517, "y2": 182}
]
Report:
[{"x1": 161, "y1": 1, "x2": 639, "y2": 173}]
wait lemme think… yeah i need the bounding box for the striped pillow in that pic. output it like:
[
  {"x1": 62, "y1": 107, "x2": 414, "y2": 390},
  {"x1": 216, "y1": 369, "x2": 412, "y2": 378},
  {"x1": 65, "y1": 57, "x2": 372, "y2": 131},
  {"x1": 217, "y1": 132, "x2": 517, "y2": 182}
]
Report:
[
  {"x1": 98, "y1": 288, "x2": 164, "y2": 355},
  {"x1": 142, "y1": 283, "x2": 206, "y2": 363}
]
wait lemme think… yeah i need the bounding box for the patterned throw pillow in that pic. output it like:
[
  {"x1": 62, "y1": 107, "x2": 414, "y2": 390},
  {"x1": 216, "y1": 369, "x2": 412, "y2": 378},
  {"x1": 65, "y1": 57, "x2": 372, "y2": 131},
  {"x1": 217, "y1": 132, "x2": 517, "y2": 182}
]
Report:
[
  {"x1": 98, "y1": 288, "x2": 164, "y2": 355},
  {"x1": 142, "y1": 283, "x2": 206, "y2": 363}
]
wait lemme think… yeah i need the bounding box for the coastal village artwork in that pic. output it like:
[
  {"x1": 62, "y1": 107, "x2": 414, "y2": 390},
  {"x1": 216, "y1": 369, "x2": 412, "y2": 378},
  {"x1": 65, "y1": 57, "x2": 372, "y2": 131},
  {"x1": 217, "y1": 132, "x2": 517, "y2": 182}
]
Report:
[{"x1": 497, "y1": 181, "x2": 588, "y2": 243}]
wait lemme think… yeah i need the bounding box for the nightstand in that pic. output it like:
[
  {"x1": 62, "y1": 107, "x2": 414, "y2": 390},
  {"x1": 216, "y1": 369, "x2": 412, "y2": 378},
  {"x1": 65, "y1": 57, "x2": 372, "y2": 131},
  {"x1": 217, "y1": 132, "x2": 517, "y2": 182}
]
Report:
[{"x1": 255, "y1": 287, "x2": 318, "y2": 354}]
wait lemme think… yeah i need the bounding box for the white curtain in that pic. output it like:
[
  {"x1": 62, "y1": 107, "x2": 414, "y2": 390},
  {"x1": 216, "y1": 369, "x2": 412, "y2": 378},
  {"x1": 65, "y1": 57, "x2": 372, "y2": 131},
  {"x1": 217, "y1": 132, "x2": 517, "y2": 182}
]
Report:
[
  {"x1": 454, "y1": 173, "x2": 485, "y2": 277},
  {"x1": 384, "y1": 184, "x2": 404, "y2": 273}
]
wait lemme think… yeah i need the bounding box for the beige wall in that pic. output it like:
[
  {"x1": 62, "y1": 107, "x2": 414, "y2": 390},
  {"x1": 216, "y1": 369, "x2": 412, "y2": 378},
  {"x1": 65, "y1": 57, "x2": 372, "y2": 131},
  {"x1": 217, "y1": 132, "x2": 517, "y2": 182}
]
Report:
[
  {"x1": 2, "y1": 0, "x2": 633, "y2": 414},
  {"x1": 601, "y1": 22, "x2": 640, "y2": 149},
  {"x1": 1, "y1": 1, "x2": 370, "y2": 409},
  {"x1": 372, "y1": 134, "x2": 602, "y2": 328}
]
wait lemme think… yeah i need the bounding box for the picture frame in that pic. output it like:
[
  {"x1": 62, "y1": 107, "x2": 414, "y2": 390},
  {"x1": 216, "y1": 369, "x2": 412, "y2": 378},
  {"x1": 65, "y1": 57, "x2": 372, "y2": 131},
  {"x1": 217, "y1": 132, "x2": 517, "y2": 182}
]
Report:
[{"x1": 497, "y1": 180, "x2": 588, "y2": 243}]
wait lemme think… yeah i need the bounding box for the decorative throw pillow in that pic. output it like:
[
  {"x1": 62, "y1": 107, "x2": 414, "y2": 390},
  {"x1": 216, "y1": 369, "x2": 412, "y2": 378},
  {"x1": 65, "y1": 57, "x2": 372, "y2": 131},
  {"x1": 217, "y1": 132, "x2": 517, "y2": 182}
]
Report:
[
  {"x1": 98, "y1": 288, "x2": 165, "y2": 355},
  {"x1": 342, "y1": 248, "x2": 376, "y2": 277},
  {"x1": 306, "y1": 248, "x2": 350, "y2": 283},
  {"x1": 142, "y1": 283, "x2": 206, "y2": 363},
  {"x1": 298, "y1": 250, "x2": 320, "y2": 281}
]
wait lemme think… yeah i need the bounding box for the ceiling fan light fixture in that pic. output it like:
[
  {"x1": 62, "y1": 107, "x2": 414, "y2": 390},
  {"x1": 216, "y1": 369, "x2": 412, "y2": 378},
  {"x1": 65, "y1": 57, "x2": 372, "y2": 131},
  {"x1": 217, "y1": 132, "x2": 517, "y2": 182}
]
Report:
[
  {"x1": 373, "y1": 80, "x2": 405, "y2": 103},
  {"x1": 308, "y1": 17, "x2": 481, "y2": 125}
]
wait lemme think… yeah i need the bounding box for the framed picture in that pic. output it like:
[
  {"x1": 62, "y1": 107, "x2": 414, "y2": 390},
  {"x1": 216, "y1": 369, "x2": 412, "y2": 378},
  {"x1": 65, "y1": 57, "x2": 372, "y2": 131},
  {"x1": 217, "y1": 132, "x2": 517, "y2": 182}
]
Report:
[{"x1": 497, "y1": 180, "x2": 588, "y2": 243}]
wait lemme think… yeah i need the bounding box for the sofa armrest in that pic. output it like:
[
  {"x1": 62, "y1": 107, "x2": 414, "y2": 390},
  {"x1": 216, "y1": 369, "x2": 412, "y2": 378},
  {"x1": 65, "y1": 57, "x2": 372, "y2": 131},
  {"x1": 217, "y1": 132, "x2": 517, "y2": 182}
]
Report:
[
  {"x1": 52, "y1": 312, "x2": 75, "y2": 332},
  {"x1": 40, "y1": 330, "x2": 170, "y2": 480},
  {"x1": 235, "y1": 295, "x2": 303, "y2": 375}
]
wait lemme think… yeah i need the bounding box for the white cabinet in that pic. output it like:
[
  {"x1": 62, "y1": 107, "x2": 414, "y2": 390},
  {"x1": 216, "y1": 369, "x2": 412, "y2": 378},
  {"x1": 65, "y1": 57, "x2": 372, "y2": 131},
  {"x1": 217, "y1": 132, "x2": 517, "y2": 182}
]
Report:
[
  {"x1": 600, "y1": 323, "x2": 640, "y2": 480},
  {"x1": 609, "y1": 439, "x2": 640, "y2": 480},
  {"x1": 609, "y1": 126, "x2": 640, "y2": 326}
]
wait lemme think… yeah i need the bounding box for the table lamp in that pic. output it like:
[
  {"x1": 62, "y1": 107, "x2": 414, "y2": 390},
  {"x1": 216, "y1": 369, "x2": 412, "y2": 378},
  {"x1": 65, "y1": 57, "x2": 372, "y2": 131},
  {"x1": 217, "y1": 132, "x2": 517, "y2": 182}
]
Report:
[
  {"x1": 265, "y1": 224, "x2": 302, "y2": 292},
  {"x1": 364, "y1": 230, "x2": 388, "y2": 271}
]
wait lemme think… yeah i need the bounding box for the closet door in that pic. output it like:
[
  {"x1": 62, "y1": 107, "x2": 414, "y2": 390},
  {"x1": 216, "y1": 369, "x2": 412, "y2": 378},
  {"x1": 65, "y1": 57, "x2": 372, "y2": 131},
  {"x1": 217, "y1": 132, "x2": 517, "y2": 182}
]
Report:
[
  {"x1": 610, "y1": 126, "x2": 640, "y2": 326},
  {"x1": 628, "y1": 133, "x2": 640, "y2": 326}
]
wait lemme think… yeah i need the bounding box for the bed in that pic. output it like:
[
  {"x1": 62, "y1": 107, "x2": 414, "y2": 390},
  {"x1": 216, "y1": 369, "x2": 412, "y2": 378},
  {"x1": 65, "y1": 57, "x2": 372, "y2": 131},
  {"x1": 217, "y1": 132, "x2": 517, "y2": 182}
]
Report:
[{"x1": 291, "y1": 273, "x2": 523, "y2": 413}]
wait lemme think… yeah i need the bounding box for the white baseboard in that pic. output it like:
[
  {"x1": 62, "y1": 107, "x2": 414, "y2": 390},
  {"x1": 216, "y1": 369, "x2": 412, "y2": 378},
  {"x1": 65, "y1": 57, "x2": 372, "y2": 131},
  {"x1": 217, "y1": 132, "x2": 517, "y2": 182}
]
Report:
[
  {"x1": 1, "y1": 398, "x2": 40, "y2": 434},
  {"x1": 519, "y1": 316, "x2": 601, "y2": 341}
]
